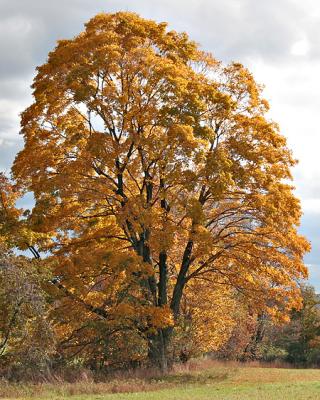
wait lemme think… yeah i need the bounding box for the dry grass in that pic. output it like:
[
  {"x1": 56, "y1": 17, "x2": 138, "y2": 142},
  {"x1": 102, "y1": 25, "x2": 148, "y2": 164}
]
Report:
[{"x1": 0, "y1": 359, "x2": 319, "y2": 399}]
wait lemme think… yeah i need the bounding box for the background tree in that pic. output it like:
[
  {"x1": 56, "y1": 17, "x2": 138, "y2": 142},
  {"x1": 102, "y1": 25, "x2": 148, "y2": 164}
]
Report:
[
  {"x1": 214, "y1": 285, "x2": 320, "y2": 366},
  {"x1": 12, "y1": 12, "x2": 309, "y2": 370},
  {"x1": 213, "y1": 297, "x2": 261, "y2": 361},
  {"x1": 264, "y1": 285, "x2": 320, "y2": 366},
  {"x1": 0, "y1": 244, "x2": 55, "y2": 379}
]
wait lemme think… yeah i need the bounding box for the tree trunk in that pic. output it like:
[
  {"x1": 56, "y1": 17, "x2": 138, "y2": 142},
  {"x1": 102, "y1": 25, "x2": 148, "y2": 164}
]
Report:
[{"x1": 147, "y1": 328, "x2": 172, "y2": 373}]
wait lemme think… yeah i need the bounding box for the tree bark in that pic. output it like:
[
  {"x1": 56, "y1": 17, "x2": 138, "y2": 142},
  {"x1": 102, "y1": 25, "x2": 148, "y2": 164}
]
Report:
[
  {"x1": 147, "y1": 327, "x2": 171, "y2": 373},
  {"x1": 170, "y1": 239, "x2": 193, "y2": 319}
]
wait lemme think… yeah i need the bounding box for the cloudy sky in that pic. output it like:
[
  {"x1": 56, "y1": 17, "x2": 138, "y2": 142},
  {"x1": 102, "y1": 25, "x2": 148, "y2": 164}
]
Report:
[{"x1": 1, "y1": 0, "x2": 319, "y2": 287}]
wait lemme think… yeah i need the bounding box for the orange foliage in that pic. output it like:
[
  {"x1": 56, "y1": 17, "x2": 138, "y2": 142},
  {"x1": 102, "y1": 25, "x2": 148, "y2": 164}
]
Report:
[{"x1": 10, "y1": 12, "x2": 310, "y2": 366}]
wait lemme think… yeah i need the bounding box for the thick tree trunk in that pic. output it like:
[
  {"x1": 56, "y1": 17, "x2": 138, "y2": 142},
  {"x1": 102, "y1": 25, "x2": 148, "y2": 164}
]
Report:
[{"x1": 147, "y1": 328, "x2": 171, "y2": 373}]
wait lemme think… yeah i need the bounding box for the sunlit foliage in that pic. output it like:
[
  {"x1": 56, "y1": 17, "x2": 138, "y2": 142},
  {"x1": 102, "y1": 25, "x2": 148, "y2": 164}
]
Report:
[{"x1": 11, "y1": 12, "x2": 309, "y2": 369}]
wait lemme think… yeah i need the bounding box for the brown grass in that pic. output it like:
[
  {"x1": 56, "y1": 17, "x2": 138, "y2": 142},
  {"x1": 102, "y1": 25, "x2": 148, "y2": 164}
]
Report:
[{"x1": 0, "y1": 359, "x2": 314, "y2": 399}]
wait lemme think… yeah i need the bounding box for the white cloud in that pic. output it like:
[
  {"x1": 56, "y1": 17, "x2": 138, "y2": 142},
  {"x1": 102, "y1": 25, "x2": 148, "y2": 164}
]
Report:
[{"x1": 291, "y1": 38, "x2": 310, "y2": 56}]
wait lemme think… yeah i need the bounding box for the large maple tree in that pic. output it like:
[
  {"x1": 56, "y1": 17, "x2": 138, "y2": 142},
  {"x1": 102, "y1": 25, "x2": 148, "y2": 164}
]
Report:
[{"x1": 12, "y1": 12, "x2": 309, "y2": 370}]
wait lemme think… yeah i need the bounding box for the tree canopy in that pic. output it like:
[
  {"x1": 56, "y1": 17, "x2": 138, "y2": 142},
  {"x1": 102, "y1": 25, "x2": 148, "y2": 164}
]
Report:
[{"x1": 10, "y1": 11, "x2": 309, "y2": 370}]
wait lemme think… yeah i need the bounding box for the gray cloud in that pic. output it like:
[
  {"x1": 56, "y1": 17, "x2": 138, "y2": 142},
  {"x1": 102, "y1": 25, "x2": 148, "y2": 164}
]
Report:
[
  {"x1": 0, "y1": 0, "x2": 315, "y2": 81},
  {"x1": 0, "y1": 1, "x2": 95, "y2": 80}
]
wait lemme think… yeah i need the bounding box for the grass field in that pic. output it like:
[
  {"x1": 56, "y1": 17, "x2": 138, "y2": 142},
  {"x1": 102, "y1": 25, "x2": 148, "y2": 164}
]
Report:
[{"x1": 3, "y1": 362, "x2": 320, "y2": 399}]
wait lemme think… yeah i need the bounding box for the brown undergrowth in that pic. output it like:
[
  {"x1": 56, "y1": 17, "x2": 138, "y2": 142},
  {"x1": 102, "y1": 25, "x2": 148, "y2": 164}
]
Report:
[{"x1": 0, "y1": 359, "x2": 301, "y2": 399}]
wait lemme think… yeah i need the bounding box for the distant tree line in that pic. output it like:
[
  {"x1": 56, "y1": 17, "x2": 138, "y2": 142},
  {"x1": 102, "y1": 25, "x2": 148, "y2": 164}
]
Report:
[{"x1": 214, "y1": 285, "x2": 320, "y2": 367}]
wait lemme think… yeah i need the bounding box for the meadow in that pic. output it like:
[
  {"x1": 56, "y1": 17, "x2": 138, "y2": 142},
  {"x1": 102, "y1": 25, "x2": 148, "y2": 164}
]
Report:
[{"x1": 2, "y1": 361, "x2": 320, "y2": 400}]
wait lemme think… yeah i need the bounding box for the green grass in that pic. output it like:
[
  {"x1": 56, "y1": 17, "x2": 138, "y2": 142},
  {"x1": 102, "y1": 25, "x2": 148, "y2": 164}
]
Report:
[
  {"x1": 3, "y1": 363, "x2": 320, "y2": 399},
  {"x1": 65, "y1": 382, "x2": 320, "y2": 400},
  {"x1": 88, "y1": 381, "x2": 320, "y2": 400}
]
